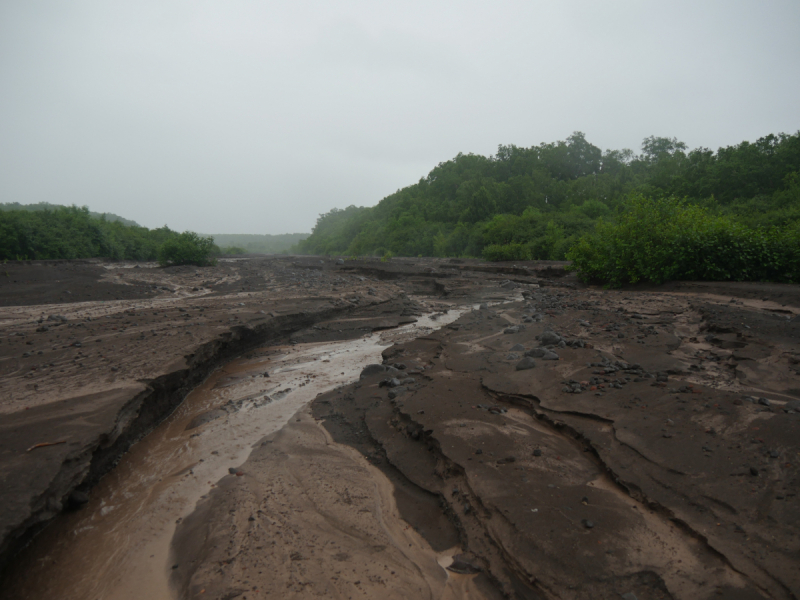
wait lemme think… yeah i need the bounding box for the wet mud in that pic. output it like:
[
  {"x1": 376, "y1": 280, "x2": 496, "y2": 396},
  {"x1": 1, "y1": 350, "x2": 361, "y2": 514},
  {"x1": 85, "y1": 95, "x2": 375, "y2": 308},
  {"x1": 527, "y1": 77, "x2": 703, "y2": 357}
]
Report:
[{"x1": 1, "y1": 256, "x2": 799, "y2": 599}]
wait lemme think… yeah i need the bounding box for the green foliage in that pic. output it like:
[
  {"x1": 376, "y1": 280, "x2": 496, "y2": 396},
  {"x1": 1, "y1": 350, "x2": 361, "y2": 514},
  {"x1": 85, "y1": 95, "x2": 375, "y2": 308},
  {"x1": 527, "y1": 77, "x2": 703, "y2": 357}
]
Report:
[
  {"x1": 567, "y1": 195, "x2": 800, "y2": 286},
  {"x1": 294, "y1": 130, "x2": 799, "y2": 285},
  {"x1": 157, "y1": 232, "x2": 218, "y2": 267},
  {"x1": 482, "y1": 243, "x2": 531, "y2": 261},
  {"x1": 0, "y1": 205, "x2": 175, "y2": 261}
]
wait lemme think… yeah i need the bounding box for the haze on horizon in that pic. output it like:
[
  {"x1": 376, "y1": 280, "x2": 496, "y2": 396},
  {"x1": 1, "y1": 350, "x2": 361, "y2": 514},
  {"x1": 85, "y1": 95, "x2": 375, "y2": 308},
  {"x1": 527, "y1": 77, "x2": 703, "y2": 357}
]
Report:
[{"x1": 1, "y1": 0, "x2": 798, "y2": 235}]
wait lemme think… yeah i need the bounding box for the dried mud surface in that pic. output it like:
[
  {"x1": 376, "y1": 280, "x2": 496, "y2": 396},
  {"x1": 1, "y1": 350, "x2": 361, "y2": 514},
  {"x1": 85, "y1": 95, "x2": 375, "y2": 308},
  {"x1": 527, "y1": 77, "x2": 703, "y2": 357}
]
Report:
[{"x1": 1, "y1": 256, "x2": 799, "y2": 600}]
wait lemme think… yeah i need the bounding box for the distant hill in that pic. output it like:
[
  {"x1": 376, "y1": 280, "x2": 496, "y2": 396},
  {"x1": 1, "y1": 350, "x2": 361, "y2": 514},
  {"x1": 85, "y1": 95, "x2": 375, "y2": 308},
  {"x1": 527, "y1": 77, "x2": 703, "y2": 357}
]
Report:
[
  {"x1": 0, "y1": 202, "x2": 140, "y2": 227},
  {"x1": 206, "y1": 233, "x2": 308, "y2": 254}
]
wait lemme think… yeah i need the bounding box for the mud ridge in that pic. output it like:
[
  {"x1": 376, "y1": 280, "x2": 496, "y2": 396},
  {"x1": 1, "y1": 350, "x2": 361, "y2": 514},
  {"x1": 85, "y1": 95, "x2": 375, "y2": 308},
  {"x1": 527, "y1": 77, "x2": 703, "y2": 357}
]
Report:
[{"x1": 0, "y1": 295, "x2": 406, "y2": 576}]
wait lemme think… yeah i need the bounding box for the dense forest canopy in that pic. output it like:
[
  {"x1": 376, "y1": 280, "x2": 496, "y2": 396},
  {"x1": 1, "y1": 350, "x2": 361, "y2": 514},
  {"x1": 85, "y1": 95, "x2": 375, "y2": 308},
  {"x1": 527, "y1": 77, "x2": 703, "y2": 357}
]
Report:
[{"x1": 295, "y1": 132, "x2": 800, "y2": 267}]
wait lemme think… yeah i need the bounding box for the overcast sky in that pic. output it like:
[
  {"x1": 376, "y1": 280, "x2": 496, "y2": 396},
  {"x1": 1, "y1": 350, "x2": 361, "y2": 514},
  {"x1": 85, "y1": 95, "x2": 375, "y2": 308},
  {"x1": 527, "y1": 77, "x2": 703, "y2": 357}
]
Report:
[{"x1": 1, "y1": 1, "x2": 799, "y2": 234}]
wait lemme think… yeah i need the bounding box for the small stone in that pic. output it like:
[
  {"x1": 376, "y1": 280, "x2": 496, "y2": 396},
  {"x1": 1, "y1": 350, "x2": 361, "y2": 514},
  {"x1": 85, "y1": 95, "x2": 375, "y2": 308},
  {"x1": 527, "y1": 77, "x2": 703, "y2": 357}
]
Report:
[
  {"x1": 539, "y1": 331, "x2": 562, "y2": 346},
  {"x1": 510, "y1": 344, "x2": 525, "y2": 351},
  {"x1": 525, "y1": 348, "x2": 546, "y2": 358},
  {"x1": 750, "y1": 467, "x2": 759, "y2": 476},
  {"x1": 582, "y1": 519, "x2": 595, "y2": 529},
  {"x1": 533, "y1": 449, "x2": 542, "y2": 457},
  {"x1": 515, "y1": 357, "x2": 536, "y2": 371}
]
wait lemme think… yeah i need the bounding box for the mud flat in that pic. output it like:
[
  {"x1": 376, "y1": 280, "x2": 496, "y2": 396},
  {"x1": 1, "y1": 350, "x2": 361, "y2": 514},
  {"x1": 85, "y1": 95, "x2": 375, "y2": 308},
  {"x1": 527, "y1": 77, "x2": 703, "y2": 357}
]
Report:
[{"x1": 1, "y1": 256, "x2": 799, "y2": 600}]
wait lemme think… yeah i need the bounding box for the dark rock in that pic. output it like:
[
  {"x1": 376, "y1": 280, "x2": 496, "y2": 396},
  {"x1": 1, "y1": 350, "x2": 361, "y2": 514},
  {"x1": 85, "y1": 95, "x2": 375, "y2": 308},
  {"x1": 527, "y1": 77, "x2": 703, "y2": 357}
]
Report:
[
  {"x1": 533, "y1": 449, "x2": 542, "y2": 457},
  {"x1": 360, "y1": 364, "x2": 388, "y2": 379},
  {"x1": 388, "y1": 387, "x2": 407, "y2": 400},
  {"x1": 539, "y1": 331, "x2": 562, "y2": 346},
  {"x1": 515, "y1": 357, "x2": 536, "y2": 371},
  {"x1": 67, "y1": 491, "x2": 90, "y2": 508},
  {"x1": 525, "y1": 348, "x2": 546, "y2": 358},
  {"x1": 542, "y1": 351, "x2": 559, "y2": 361},
  {"x1": 510, "y1": 343, "x2": 525, "y2": 351},
  {"x1": 503, "y1": 326, "x2": 521, "y2": 334},
  {"x1": 582, "y1": 519, "x2": 595, "y2": 529},
  {"x1": 750, "y1": 467, "x2": 759, "y2": 476}
]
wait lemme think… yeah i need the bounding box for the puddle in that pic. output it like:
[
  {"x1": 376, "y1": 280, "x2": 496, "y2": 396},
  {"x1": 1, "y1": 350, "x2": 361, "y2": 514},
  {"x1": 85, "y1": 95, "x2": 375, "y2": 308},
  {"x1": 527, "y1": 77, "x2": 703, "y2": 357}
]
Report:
[{"x1": 5, "y1": 309, "x2": 466, "y2": 600}]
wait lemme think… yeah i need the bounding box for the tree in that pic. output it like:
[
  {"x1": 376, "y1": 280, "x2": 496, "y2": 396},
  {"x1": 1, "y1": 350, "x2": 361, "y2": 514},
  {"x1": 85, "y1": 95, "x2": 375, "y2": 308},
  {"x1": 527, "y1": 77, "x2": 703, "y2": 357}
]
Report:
[{"x1": 157, "y1": 232, "x2": 218, "y2": 267}]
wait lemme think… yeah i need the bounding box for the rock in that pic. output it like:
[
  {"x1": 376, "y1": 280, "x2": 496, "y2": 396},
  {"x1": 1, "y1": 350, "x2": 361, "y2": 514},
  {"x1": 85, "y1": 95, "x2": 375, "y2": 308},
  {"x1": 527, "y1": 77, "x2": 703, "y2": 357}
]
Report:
[
  {"x1": 582, "y1": 519, "x2": 595, "y2": 529},
  {"x1": 387, "y1": 378, "x2": 402, "y2": 387},
  {"x1": 539, "y1": 331, "x2": 562, "y2": 346},
  {"x1": 503, "y1": 326, "x2": 520, "y2": 334},
  {"x1": 479, "y1": 303, "x2": 488, "y2": 310},
  {"x1": 360, "y1": 364, "x2": 388, "y2": 379},
  {"x1": 447, "y1": 555, "x2": 482, "y2": 574},
  {"x1": 621, "y1": 594, "x2": 639, "y2": 600},
  {"x1": 533, "y1": 449, "x2": 542, "y2": 457},
  {"x1": 758, "y1": 397, "x2": 771, "y2": 406},
  {"x1": 750, "y1": 467, "x2": 759, "y2": 476},
  {"x1": 525, "y1": 348, "x2": 546, "y2": 358},
  {"x1": 510, "y1": 343, "x2": 525, "y2": 351},
  {"x1": 336, "y1": 258, "x2": 344, "y2": 265},
  {"x1": 515, "y1": 357, "x2": 536, "y2": 371},
  {"x1": 388, "y1": 387, "x2": 407, "y2": 399},
  {"x1": 67, "y1": 491, "x2": 90, "y2": 508},
  {"x1": 542, "y1": 351, "x2": 559, "y2": 360},
  {"x1": 506, "y1": 353, "x2": 520, "y2": 360}
]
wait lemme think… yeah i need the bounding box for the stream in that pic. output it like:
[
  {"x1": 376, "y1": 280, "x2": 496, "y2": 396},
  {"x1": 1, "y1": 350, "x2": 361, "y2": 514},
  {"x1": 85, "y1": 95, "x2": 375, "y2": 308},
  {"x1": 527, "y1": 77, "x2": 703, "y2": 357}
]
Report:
[{"x1": 5, "y1": 309, "x2": 467, "y2": 600}]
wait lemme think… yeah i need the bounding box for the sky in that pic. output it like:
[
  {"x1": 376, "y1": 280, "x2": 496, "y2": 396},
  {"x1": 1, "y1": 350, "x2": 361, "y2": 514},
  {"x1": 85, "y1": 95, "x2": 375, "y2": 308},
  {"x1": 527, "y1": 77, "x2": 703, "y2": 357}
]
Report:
[{"x1": 1, "y1": 1, "x2": 799, "y2": 234}]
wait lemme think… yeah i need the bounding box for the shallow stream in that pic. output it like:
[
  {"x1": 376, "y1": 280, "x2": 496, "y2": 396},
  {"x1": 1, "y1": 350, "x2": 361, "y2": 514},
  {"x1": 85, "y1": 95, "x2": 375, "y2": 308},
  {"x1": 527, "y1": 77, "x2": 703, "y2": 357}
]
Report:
[{"x1": 5, "y1": 310, "x2": 467, "y2": 600}]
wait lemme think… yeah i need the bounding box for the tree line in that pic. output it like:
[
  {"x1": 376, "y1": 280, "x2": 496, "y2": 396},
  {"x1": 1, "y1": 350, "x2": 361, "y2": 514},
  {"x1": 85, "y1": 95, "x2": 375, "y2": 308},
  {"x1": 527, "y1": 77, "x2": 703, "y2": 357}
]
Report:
[
  {"x1": 0, "y1": 205, "x2": 218, "y2": 266},
  {"x1": 294, "y1": 131, "x2": 800, "y2": 284}
]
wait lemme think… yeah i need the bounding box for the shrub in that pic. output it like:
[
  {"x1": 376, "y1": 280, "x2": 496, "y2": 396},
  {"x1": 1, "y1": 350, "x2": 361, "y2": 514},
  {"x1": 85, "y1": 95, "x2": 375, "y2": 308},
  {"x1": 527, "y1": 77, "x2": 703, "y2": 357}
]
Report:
[
  {"x1": 157, "y1": 232, "x2": 218, "y2": 267},
  {"x1": 567, "y1": 194, "x2": 800, "y2": 286},
  {"x1": 482, "y1": 243, "x2": 531, "y2": 262}
]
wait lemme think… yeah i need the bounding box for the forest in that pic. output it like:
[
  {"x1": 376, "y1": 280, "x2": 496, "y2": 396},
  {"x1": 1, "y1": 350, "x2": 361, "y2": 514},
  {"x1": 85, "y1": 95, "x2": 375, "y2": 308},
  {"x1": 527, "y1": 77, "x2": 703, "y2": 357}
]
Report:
[{"x1": 295, "y1": 132, "x2": 800, "y2": 283}]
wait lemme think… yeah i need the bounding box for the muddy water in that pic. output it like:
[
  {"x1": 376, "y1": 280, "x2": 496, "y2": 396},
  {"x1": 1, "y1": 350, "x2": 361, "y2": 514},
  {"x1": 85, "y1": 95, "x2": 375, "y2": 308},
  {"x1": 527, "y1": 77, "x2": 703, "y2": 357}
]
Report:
[{"x1": 4, "y1": 310, "x2": 468, "y2": 600}]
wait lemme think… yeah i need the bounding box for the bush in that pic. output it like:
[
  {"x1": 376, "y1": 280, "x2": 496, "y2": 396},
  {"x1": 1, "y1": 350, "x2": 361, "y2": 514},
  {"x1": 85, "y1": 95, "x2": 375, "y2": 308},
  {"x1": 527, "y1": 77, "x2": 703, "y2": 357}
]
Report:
[
  {"x1": 157, "y1": 232, "x2": 218, "y2": 267},
  {"x1": 220, "y1": 246, "x2": 246, "y2": 255},
  {"x1": 482, "y1": 243, "x2": 531, "y2": 261},
  {"x1": 567, "y1": 194, "x2": 800, "y2": 286}
]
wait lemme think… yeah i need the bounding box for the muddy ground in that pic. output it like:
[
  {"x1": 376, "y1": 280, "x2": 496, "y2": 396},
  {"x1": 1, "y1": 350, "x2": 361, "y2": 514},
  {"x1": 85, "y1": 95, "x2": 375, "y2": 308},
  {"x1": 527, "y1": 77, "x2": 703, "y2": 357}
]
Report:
[{"x1": 1, "y1": 256, "x2": 799, "y2": 600}]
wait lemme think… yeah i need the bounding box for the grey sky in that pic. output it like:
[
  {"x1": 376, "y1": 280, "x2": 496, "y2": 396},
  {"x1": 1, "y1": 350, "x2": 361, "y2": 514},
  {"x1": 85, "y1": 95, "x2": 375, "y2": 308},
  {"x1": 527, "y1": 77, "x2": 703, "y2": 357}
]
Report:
[{"x1": 1, "y1": 0, "x2": 798, "y2": 234}]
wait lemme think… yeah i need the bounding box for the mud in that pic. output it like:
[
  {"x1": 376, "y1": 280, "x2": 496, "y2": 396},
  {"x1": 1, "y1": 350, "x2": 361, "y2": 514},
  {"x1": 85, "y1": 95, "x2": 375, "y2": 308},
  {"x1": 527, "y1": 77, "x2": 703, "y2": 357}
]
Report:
[{"x1": 1, "y1": 256, "x2": 799, "y2": 600}]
